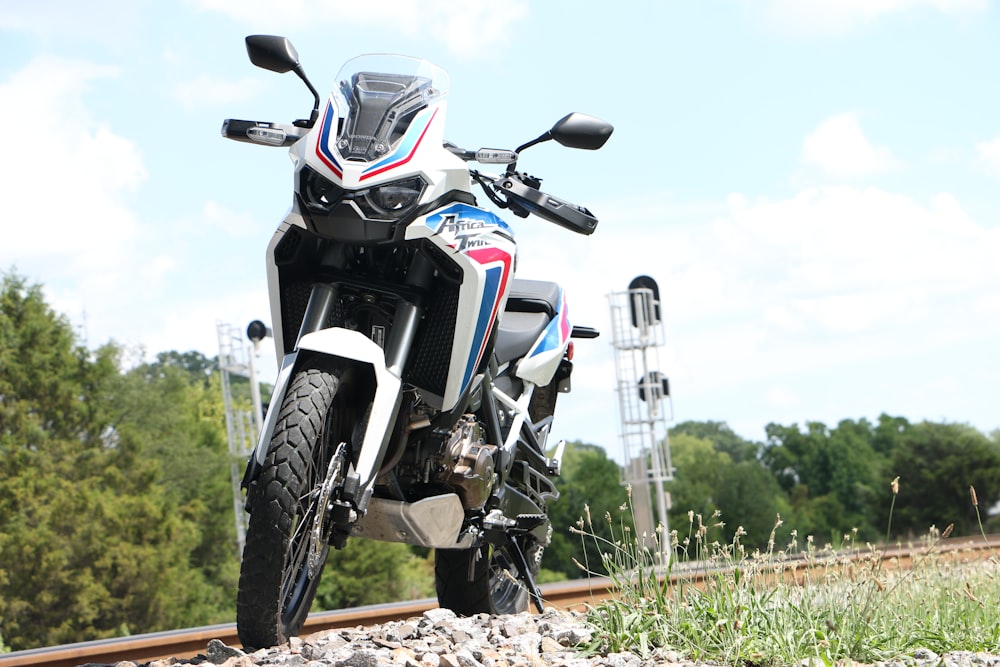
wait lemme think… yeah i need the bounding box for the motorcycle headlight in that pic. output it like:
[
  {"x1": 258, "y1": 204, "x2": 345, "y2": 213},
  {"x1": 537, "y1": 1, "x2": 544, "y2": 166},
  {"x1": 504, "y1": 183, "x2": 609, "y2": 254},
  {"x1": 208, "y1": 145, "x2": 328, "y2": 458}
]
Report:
[
  {"x1": 356, "y1": 177, "x2": 427, "y2": 220},
  {"x1": 300, "y1": 166, "x2": 345, "y2": 214}
]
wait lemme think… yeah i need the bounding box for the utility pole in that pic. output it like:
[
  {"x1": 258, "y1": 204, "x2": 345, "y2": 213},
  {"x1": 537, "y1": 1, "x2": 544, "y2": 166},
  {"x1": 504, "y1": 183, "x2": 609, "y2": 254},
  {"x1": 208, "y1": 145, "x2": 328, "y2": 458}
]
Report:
[
  {"x1": 607, "y1": 276, "x2": 674, "y2": 566},
  {"x1": 216, "y1": 321, "x2": 266, "y2": 557}
]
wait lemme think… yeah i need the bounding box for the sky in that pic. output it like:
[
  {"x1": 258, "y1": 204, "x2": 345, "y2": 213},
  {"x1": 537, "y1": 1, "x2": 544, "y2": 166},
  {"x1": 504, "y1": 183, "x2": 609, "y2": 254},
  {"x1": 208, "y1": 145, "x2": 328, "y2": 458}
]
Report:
[{"x1": 2, "y1": 0, "x2": 998, "y2": 461}]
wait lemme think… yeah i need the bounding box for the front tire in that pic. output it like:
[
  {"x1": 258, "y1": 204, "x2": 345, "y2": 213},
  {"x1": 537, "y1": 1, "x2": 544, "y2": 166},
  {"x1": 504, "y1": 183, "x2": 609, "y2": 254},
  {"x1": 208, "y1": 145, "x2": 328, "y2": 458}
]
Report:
[{"x1": 237, "y1": 366, "x2": 348, "y2": 650}]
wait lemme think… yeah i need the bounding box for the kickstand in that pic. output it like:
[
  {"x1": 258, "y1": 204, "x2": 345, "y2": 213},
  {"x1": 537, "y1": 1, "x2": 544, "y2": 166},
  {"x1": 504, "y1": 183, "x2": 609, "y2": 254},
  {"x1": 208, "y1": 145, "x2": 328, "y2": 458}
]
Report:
[{"x1": 508, "y1": 539, "x2": 545, "y2": 613}]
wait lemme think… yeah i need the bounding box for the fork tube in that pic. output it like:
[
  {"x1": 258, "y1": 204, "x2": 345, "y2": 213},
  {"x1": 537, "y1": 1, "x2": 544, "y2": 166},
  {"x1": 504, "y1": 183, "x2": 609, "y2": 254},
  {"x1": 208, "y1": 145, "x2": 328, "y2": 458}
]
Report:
[
  {"x1": 296, "y1": 283, "x2": 337, "y2": 346},
  {"x1": 384, "y1": 253, "x2": 434, "y2": 375},
  {"x1": 385, "y1": 300, "x2": 421, "y2": 375}
]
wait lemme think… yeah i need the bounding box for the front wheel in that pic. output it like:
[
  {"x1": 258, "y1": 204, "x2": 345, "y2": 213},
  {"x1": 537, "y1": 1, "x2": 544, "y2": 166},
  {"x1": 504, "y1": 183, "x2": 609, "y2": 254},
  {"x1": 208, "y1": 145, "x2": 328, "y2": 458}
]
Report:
[
  {"x1": 434, "y1": 538, "x2": 543, "y2": 616},
  {"x1": 236, "y1": 365, "x2": 352, "y2": 650}
]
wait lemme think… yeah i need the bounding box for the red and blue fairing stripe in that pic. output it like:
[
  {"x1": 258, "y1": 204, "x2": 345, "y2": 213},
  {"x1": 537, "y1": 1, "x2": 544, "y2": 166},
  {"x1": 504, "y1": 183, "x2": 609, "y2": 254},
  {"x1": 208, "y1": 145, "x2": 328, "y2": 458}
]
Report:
[
  {"x1": 528, "y1": 289, "x2": 570, "y2": 358},
  {"x1": 315, "y1": 102, "x2": 343, "y2": 178},
  {"x1": 461, "y1": 247, "x2": 513, "y2": 389},
  {"x1": 314, "y1": 101, "x2": 438, "y2": 182},
  {"x1": 360, "y1": 108, "x2": 438, "y2": 181},
  {"x1": 421, "y1": 204, "x2": 515, "y2": 394}
]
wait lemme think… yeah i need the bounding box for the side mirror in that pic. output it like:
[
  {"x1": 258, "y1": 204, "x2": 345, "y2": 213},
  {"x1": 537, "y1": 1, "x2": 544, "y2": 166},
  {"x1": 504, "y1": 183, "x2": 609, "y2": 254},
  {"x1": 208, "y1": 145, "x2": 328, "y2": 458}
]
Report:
[
  {"x1": 246, "y1": 35, "x2": 301, "y2": 74},
  {"x1": 243, "y1": 35, "x2": 321, "y2": 129},
  {"x1": 549, "y1": 113, "x2": 614, "y2": 150},
  {"x1": 514, "y1": 112, "x2": 614, "y2": 157}
]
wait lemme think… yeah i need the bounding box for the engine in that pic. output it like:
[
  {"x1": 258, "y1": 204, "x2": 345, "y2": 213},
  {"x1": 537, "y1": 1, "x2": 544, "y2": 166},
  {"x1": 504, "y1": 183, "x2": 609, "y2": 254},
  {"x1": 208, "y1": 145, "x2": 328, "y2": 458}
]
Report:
[{"x1": 434, "y1": 415, "x2": 497, "y2": 510}]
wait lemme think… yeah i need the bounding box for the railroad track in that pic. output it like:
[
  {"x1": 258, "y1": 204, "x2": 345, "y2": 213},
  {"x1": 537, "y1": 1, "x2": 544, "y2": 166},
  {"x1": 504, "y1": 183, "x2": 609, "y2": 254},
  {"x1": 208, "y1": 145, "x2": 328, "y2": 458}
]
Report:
[{"x1": 3, "y1": 536, "x2": 995, "y2": 667}]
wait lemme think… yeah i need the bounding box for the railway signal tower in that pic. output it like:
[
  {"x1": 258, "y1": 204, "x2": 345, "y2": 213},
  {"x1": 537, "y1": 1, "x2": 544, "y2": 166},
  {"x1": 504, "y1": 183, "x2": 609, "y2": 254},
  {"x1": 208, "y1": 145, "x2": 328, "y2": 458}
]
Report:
[{"x1": 607, "y1": 276, "x2": 674, "y2": 565}]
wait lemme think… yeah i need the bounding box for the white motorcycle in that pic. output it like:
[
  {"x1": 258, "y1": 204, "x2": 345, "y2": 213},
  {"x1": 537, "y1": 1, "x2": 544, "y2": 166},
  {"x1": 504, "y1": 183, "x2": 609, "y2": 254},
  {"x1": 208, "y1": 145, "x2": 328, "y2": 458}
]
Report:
[{"x1": 222, "y1": 35, "x2": 612, "y2": 649}]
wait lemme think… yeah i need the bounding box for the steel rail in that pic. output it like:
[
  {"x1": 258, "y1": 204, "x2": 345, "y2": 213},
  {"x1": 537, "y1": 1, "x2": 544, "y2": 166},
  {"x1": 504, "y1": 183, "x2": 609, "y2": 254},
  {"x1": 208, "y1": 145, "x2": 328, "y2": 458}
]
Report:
[{"x1": 2, "y1": 536, "x2": 995, "y2": 667}]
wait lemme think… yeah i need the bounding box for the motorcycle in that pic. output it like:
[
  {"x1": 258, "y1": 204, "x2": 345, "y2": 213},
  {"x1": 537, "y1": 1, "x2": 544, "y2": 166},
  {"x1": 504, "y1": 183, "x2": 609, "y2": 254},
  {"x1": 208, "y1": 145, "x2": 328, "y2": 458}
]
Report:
[{"x1": 221, "y1": 35, "x2": 613, "y2": 649}]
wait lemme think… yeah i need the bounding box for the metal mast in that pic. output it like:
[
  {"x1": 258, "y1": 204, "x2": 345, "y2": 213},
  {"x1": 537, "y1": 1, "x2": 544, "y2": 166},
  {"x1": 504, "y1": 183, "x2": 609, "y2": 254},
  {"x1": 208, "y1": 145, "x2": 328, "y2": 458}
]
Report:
[
  {"x1": 607, "y1": 276, "x2": 673, "y2": 565},
  {"x1": 217, "y1": 321, "x2": 264, "y2": 557}
]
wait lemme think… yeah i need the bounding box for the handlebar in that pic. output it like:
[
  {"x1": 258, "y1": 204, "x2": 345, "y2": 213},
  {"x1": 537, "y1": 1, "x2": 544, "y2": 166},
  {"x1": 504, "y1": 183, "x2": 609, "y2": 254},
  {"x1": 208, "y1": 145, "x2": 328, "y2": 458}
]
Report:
[
  {"x1": 220, "y1": 122, "x2": 598, "y2": 234},
  {"x1": 493, "y1": 175, "x2": 598, "y2": 235}
]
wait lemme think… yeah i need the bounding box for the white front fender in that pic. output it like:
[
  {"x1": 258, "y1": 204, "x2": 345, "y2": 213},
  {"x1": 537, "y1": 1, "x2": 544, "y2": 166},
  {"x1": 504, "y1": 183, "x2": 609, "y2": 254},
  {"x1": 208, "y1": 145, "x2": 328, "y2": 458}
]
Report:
[{"x1": 252, "y1": 328, "x2": 402, "y2": 495}]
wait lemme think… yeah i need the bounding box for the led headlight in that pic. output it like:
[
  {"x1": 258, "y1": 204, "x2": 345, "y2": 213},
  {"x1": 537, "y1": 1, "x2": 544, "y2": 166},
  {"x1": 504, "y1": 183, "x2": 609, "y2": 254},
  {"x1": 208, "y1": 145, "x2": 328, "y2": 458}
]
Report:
[
  {"x1": 300, "y1": 166, "x2": 345, "y2": 214},
  {"x1": 356, "y1": 177, "x2": 427, "y2": 220}
]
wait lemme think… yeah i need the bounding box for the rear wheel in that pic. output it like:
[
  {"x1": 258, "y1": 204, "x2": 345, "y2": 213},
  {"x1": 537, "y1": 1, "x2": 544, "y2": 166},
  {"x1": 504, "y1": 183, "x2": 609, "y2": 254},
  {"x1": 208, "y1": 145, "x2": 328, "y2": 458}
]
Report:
[
  {"x1": 236, "y1": 365, "x2": 353, "y2": 650},
  {"x1": 434, "y1": 538, "x2": 542, "y2": 615}
]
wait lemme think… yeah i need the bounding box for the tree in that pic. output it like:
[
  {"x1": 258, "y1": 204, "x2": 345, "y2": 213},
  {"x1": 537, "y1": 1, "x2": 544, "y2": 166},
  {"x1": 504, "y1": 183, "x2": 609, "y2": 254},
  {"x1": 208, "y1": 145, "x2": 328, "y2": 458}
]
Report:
[
  {"x1": 713, "y1": 460, "x2": 790, "y2": 551},
  {"x1": 113, "y1": 355, "x2": 240, "y2": 607},
  {"x1": 887, "y1": 421, "x2": 1000, "y2": 538},
  {"x1": 316, "y1": 540, "x2": 433, "y2": 609},
  {"x1": 761, "y1": 419, "x2": 882, "y2": 540},
  {"x1": 664, "y1": 433, "x2": 732, "y2": 536},
  {"x1": 0, "y1": 273, "x2": 234, "y2": 649},
  {"x1": 545, "y1": 441, "x2": 630, "y2": 579},
  {"x1": 670, "y1": 420, "x2": 761, "y2": 462}
]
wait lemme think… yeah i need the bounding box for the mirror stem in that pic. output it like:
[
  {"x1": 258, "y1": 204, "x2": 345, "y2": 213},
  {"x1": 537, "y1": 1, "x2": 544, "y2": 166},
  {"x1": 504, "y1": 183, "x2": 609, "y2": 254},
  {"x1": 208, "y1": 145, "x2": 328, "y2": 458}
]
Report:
[
  {"x1": 514, "y1": 131, "x2": 552, "y2": 155},
  {"x1": 294, "y1": 66, "x2": 321, "y2": 128}
]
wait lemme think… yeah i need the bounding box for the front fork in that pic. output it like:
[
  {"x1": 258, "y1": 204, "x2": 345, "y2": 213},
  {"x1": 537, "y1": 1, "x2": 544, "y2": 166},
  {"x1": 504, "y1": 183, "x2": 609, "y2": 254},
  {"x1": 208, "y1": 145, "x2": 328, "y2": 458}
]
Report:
[{"x1": 244, "y1": 254, "x2": 434, "y2": 516}]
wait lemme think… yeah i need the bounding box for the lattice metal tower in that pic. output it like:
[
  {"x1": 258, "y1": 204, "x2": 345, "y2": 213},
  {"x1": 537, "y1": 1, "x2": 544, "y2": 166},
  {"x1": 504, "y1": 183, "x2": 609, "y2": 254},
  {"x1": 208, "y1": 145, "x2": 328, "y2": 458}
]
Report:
[
  {"x1": 217, "y1": 321, "x2": 264, "y2": 557},
  {"x1": 607, "y1": 277, "x2": 673, "y2": 565}
]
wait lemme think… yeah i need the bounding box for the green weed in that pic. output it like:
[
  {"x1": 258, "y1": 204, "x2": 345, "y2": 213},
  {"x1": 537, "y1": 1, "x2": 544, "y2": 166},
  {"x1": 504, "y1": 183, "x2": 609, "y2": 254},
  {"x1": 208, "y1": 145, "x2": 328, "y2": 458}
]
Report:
[{"x1": 576, "y1": 482, "x2": 999, "y2": 665}]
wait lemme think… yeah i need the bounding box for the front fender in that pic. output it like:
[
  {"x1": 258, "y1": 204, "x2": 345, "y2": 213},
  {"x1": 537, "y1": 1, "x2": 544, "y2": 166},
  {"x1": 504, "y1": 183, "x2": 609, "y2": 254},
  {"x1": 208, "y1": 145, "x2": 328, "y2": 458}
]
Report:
[{"x1": 244, "y1": 328, "x2": 402, "y2": 501}]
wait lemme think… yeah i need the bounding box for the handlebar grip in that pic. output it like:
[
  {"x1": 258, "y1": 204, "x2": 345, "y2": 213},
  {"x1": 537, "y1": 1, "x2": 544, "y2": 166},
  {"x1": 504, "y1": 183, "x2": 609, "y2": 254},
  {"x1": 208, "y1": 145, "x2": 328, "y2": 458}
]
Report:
[{"x1": 496, "y1": 177, "x2": 599, "y2": 235}]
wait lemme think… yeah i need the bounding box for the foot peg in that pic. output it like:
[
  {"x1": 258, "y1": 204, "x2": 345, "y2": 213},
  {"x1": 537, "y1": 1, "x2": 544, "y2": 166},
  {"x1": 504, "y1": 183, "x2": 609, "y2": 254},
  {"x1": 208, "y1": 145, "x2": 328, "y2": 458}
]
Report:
[{"x1": 514, "y1": 513, "x2": 546, "y2": 533}]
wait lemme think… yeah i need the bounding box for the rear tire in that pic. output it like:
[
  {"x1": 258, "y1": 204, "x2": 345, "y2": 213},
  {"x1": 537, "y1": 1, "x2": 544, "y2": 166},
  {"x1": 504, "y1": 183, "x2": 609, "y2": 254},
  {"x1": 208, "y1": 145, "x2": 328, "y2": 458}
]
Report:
[
  {"x1": 236, "y1": 366, "x2": 349, "y2": 650},
  {"x1": 434, "y1": 538, "x2": 542, "y2": 615}
]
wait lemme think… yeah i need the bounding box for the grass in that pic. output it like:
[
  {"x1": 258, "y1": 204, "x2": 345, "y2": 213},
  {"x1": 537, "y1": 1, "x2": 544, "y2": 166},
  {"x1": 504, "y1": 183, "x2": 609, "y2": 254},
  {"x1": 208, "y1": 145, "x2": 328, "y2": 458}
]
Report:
[{"x1": 573, "y1": 484, "x2": 1000, "y2": 666}]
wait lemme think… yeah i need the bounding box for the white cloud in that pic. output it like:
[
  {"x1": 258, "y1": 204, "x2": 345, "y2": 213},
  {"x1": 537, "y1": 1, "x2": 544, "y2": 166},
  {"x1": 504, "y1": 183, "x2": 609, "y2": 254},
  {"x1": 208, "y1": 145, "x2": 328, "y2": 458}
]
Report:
[
  {"x1": 516, "y1": 184, "x2": 1000, "y2": 396},
  {"x1": 0, "y1": 57, "x2": 145, "y2": 267},
  {"x1": 801, "y1": 113, "x2": 904, "y2": 179},
  {"x1": 758, "y1": 0, "x2": 987, "y2": 34},
  {"x1": 0, "y1": 0, "x2": 145, "y2": 44},
  {"x1": 976, "y1": 135, "x2": 1000, "y2": 176},
  {"x1": 766, "y1": 386, "x2": 801, "y2": 408},
  {"x1": 189, "y1": 0, "x2": 530, "y2": 56},
  {"x1": 523, "y1": 181, "x2": 1000, "y2": 448}
]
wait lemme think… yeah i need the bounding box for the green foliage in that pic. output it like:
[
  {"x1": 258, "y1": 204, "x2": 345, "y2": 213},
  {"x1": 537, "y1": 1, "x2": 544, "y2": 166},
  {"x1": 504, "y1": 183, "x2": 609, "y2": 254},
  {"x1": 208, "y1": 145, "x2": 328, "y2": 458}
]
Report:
[
  {"x1": 759, "y1": 416, "x2": 1000, "y2": 544},
  {"x1": 545, "y1": 441, "x2": 630, "y2": 579},
  {"x1": 887, "y1": 421, "x2": 1000, "y2": 538},
  {"x1": 671, "y1": 420, "x2": 760, "y2": 462},
  {"x1": 583, "y1": 498, "x2": 1000, "y2": 665},
  {"x1": 315, "y1": 539, "x2": 434, "y2": 609},
  {"x1": 0, "y1": 272, "x2": 237, "y2": 650},
  {"x1": 663, "y1": 433, "x2": 732, "y2": 531},
  {"x1": 713, "y1": 460, "x2": 790, "y2": 549}
]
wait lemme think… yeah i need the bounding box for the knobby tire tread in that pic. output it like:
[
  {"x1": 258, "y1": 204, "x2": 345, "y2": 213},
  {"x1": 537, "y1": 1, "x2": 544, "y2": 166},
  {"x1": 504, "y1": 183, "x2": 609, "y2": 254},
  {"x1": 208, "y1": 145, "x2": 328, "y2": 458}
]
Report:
[
  {"x1": 237, "y1": 367, "x2": 339, "y2": 650},
  {"x1": 434, "y1": 547, "x2": 493, "y2": 615},
  {"x1": 434, "y1": 540, "x2": 539, "y2": 616}
]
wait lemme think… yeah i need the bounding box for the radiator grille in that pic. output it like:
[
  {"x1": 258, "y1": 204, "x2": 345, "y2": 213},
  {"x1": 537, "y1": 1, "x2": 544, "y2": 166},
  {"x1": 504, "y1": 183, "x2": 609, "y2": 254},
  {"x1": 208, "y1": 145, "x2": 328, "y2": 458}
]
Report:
[{"x1": 404, "y1": 284, "x2": 459, "y2": 396}]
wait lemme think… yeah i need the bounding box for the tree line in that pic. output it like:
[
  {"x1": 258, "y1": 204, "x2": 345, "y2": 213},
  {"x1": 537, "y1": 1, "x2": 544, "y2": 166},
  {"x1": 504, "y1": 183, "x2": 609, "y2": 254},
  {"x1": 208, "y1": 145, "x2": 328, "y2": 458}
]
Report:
[
  {"x1": 544, "y1": 419, "x2": 1000, "y2": 582},
  {"x1": 2, "y1": 271, "x2": 998, "y2": 649},
  {"x1": 0, "y1": 273, "x2": 429, "y2": 651}
]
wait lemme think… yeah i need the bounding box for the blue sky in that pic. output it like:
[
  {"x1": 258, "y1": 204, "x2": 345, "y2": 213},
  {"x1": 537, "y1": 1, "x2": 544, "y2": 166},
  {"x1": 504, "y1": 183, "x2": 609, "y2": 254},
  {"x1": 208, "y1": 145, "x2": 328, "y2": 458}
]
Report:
[{"x1": 2, "y1": 1, "x2": 998, "y2": 458}]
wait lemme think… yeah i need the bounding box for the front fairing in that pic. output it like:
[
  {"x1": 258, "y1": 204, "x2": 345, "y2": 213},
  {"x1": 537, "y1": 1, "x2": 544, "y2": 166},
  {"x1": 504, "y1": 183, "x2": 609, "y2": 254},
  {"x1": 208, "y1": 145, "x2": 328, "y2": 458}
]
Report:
[
  {"x1": 267, "y1": 56, "x2": 519, "y2": 411},
  {"x1": 290, "y1": 55, "x2": 472, "y2": 241}
]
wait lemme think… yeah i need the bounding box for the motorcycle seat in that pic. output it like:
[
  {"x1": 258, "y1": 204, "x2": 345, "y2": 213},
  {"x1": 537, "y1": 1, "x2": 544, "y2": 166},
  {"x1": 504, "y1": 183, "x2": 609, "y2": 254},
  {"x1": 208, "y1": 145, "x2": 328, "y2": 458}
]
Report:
[
  {"x1": 494, "y1": 279, "x2": 561, "y2": 365},
  {"x1": 505, "y1": 279, "x2": 561, "y2": 317}
]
